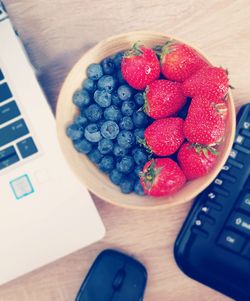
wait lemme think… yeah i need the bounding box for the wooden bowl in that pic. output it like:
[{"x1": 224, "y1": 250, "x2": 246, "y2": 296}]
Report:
[{"x1": 56, "y1": 31, "x2": 236, "y2": 210}]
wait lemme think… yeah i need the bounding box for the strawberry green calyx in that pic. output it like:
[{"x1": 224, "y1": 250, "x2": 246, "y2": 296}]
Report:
[
  {"x1": 139, "y1": 160, "x2": 162, "y2": 190},
  {"x1": 189, "y1": 143, "x2": 218, "y2": 159},
  {"x1": 137, "y1": 138, "x2": 152, "y2": 154},
  {"x1": 211, "y1": 102, "x2": 228, "y2": 117},
  {"x1": 124, "y1": 41, "x2": 143, "y2": 58}
]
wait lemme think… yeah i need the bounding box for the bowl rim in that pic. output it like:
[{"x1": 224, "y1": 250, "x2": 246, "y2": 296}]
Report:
[{"x1": 56, "y1": 30, "x2": 236, "y2": 210}]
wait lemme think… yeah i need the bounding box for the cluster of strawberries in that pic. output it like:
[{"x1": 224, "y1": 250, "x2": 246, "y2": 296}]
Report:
[{"x1": 121, "y1": 41, "x2": 230, "y2": 197}]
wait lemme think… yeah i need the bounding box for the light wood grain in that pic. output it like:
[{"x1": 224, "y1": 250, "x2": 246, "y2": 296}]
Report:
[{"x1": 1, "y1": 0, "x2": 250, "y2": 300}]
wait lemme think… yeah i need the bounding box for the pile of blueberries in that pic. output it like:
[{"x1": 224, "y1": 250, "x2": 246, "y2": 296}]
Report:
[{"x1": 66, "y1": 52, "x2": 152, "y2": 195}]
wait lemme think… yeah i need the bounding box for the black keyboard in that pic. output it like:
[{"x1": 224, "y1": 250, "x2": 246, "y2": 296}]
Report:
[
  {"x1": 0, "y1": 68, "x2": 38, "y2": 171},
  {"x1": 174, "y1": 104, "x2": 250, "y2": 301}
]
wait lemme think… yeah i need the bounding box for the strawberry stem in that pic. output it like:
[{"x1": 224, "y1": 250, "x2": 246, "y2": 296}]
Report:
[{"x1": 124, "y1": 41, "x2": 143, "y2": 57}]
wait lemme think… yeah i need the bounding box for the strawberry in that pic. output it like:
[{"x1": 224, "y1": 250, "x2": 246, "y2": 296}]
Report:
[
  {"x1": 143, "y1": 118, "x2": 185, "y2": 156},
  {"x1": 183, "y1": 96, "x2": 226, "y2": 145},
  {"x1": 182, "y1": 66, "x2": 229, "y2": 99},
  {"x1": 121, "y1": 43, "x2": 160, "y2": 90},
  {"x1": 140, "y1": 158, "x2": 186, "y2": 197},
  {"x1": 157, "y1": 41, "x2": 208, "y2": 82},
  {"x1": 177, "y1": 142, "x2": 218, "y2": 180},
  {"x1": 144, "y1": 80, "x2": 186, "y2": 119}
]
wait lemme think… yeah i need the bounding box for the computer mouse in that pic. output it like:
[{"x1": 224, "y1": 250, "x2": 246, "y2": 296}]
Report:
[{"x1": 75, "y1": 249, "x2": 147, "y2": 301}]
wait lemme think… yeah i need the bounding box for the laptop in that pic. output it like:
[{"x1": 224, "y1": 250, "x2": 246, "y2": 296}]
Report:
[{"x1": 0, "y1": 2, "x2": 105, "y2": 285}]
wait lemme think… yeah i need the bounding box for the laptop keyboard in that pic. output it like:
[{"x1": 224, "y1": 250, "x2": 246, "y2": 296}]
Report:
[{"x1": 0, "y1": 68, "x2": 38, "y2": 171}]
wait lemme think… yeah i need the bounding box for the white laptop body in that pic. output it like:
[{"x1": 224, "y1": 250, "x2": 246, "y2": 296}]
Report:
[{"x1": 0, "y1": 3, "x2": 105, "y2": 285}]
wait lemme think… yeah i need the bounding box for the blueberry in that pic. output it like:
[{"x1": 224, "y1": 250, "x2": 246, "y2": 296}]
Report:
[
  {"x1": 99, "y1": 155, "x2": 115, "y2": 173},
  {"x1": 98, "y1": 138, "x2": 114, "y2": 154},
  {"x1": 134, "y1": 92, "x2": 145, "y2": 107},
  {"x1": 132, "y1": 148, "x2": 148, "y2": 166},
  {"x1": 104, "y1": 105, "x2": 122, "y2": 122},
  {"x1": 111, "y1": 91, "x2": 123, "y2": 107},
  {"x1": 101, "y1": 121, "x2": 119, "y2": 140},
  {"x1": 74, "y1": 138, "x2": 92, "y2": 154},
  {"x1": 101, "y1": 57, "x2": 115, "y2": 75},
  {"x1": 132, "y1": 111, "x2": 149, "y2": 128},
  {"x1": 88, "y1": 149, "x2": 103, "y2": 164},
  {"x1": 87, "y1": 63, "x2": 103, "y2": 80},
  {"x1": 113, "y1": 144, "x2": 129, "y2": 157},
  {"x1": 74, "y1": 115, "x2": 88, "y2": 128},
  {"x1": 116, "y1": 156, "x2": 135, "y2": 174},
  {"x1": 117, "y1": 130, "x2": 135, "y2": 149},
  {"x1": 119, "y1": 116, "x2": 134, "y2": 130},
  {"x1": 120, "y1": 178, "x2": 134, "y2": 194},
  {"x1": 134, "y1": 165, "x2": 143, "y2": 176},
  {"x1": 82, "y1": 78, "x2": 96, "y2": 93},
  {"x1": 85, "y1": 104, "x2": 103, "y2": 122},
  {"x1": 94, "y1": 90, "x2": 112, "y2": 107},
  {"x1": 116, "y1": 69, "x2": 126, "y2": 84},
  {"x1": 97, "y1": 75, "x2": 117, "y2": 93},
  {"x1": 72, "y1": 89, "x2": 91, "y2": 107},
  {"x1": 117, "y1": 85, "x2": 133, "y2": 101},
  {"x1": 121, "y1": 101, "x2": 136, "y2": 116},
  {"x1": 113, "y1": 52, "x2": 124, "y2": 68},
  {"x1": 66, "y1": 124, "x2": 83, "y2": 140},
  {"x1": 84, "y1": 123, "x2": 102, "y2": 143},
  {"x1": 109, "y1": 169, "x2": 124, "y2": 185},
  {"x1": 134, "y1": 128, "x2": 145, "y2": 142},
  {"x1": 134, "y1": 180, "x2": 145, "y2": 196}
]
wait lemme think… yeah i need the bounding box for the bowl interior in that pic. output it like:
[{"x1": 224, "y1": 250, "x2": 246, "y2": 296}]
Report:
[{"x1": 56, "y1": 31, "x2": 236, "y2": 209}]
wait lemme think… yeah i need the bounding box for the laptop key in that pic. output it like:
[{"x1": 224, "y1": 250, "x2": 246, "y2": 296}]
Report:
[
  {"x1": 0, "y1": 101, "x2": 20, "y2": 125},
  {"x1": 0, "y1": 119, "x2": 29, "y2": 147},
  {"x1": 227, "y1": 211, "x2": 250, "y2": 236},
  {"x1": 17, "y1": 137, "x2": 38, "y2": 159},
  {"x1": 218, "y1": 229, "x2": 245, "y2": 253},
  {"x1": 0, "y1": 82, "x2": 12, "y2": 103},
  {"x1": 0, "y1": 146, "x2": 19, "y2": 170}
]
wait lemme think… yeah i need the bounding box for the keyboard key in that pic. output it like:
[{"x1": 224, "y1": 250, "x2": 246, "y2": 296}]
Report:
[
  {"x1": 213, "y1": 186, "x2": 229, "y2": 197},
  {"x1": 243, "y1": 121, "x2": 250, "y2": 129},
  {"x1": 227, "y1": 158, "x2": 244, "y2": 169},
  {"x1": 241, "y1": 129, "x2": 250, "y2": 138},
  {"x1": 0, "y1": 69, "x2": 3, "y2": 81},
  {"x1": 191, "y1": 226, "x2": 208, "y2": 238},
  {"x1": 218, "y1": 229, "x2": 245, "y2": 253},
  {"x1": 17, "y1": 137, "x2": 38, "y2": 159},
  {"x1": 219, "y1": 173, "x2": 236, "y2": 183},
  {"x1": 235, "y1": 135, "x2": 244, "y2": 144},
  {"x1": 234, "y1": 144, "x2": 250, "y2": 155},
  {"x1": 0, "y1": 119, "x2": 29, "y2": 147},
  {"x1": 242, "y1": 242, "x2": 250, "y2": 259},
  {"x1": 238, "y1": 193, "x2": 250, "y2": 214},
  {"x1": 0, "y1": 146, "x2": 19, "y2": 170},
  {"x1": 229, "y1": 149, "x2": 238, "y2": 159},
  {"x1": 243, "y1": 137, "x2": 250, "y2": 148},
  {"x1": 228, "y1": 211, "x2": 250, "y2": 236},
  {"x1": 0, "y1": 82, "x2": 12, "y2": 103},
  {"x1": 0, "y1": 101, "x2": 20, "y2": 125}
]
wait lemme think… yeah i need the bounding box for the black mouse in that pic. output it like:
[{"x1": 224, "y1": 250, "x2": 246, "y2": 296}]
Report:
[{"x1": 75, "y1": 249, "x2": 147, "y2": 301}]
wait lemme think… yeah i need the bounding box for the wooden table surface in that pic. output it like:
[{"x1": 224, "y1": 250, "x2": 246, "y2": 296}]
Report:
[{"x1": 1, "y1": 0, "x2": 250, "y2": 300}]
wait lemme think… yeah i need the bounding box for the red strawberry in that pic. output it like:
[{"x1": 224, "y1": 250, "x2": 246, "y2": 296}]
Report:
[
  {"x1": 158, "y1": 41, "x2": 208, "y2": 82},
  {"x1": 177, "y1": 142, "x2": 218, "y2": 180},
  {"x1": 121, "y1": 43, "x2": 160, "y2": 90},
  {"x1": 184, "y1": 96, "x2": 226, "y2": 145},
  {"x1": 182, "y1": 66, "x2": 229, "y2": 99},
  {"x1": 140, "y1": 158, "x2": 186, "y2": 197},
  {"x1": 144, "y1": 80, "x2": 186, "y2": 119},
  {"x1": 144, "y1": 118, "x2": 184, "y2": 156}
]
